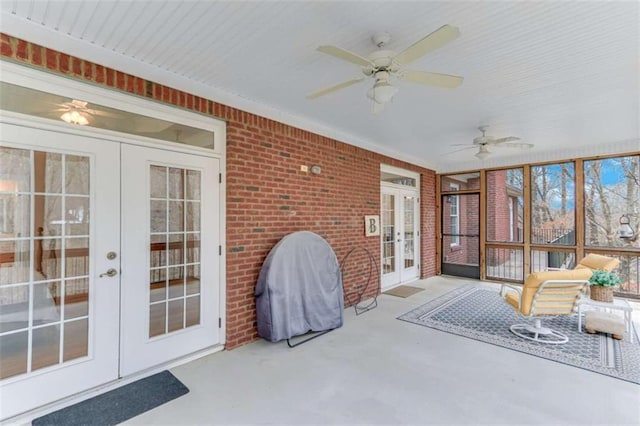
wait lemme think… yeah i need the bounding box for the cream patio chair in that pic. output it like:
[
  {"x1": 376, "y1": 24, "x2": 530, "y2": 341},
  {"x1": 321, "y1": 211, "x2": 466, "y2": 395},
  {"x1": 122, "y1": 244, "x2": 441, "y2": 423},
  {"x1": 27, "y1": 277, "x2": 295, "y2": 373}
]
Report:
[{"x1": 500, "y1": 268, "x2": 593, "y2": 344}]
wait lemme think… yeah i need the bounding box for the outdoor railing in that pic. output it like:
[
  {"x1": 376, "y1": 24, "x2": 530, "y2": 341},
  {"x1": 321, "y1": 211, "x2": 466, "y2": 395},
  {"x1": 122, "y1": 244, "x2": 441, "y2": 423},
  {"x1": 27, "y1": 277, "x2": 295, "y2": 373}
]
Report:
[
  {"x1": 531, "y1": 228, "x2": 575, "y2": 245},
  {"x1": 506, "y1": 228, "x2": 574, "y2": 244}
]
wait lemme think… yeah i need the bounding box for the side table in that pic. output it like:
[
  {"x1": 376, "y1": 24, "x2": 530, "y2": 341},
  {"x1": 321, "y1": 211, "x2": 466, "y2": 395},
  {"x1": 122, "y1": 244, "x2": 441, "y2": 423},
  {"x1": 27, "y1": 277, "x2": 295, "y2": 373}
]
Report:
[{"x1": 577, "y1": 297, "x2": 633, "y2": 341}]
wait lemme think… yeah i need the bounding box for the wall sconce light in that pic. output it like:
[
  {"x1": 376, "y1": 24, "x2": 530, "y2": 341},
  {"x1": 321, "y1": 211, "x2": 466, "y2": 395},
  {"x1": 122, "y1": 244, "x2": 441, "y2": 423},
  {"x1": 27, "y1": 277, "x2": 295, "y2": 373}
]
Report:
[
  {"x1": 617, "y1": 214, "x2": 635, "y2": 241},
  {"x1": 310, "y1": 165, "x2": 322, "y2": 174}
]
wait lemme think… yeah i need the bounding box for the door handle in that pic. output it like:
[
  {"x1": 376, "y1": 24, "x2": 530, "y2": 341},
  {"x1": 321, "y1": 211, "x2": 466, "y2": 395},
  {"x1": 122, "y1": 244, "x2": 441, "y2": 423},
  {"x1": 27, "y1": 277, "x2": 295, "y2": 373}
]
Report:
[{"x1": 99, "y1": 268, "x2": 118, "y2": 278}]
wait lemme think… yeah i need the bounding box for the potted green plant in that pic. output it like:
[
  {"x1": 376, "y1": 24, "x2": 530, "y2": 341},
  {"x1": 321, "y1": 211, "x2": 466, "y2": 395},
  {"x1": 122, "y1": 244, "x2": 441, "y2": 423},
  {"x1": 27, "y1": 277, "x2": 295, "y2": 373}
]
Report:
[{"x1": 589, "y1": 269, "x2": 622, "y2": 302}]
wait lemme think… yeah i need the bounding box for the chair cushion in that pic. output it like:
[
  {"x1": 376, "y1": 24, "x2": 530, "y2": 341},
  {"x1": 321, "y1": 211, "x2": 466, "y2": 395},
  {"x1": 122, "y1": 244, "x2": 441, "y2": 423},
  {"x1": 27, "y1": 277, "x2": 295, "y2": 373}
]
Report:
[
  {"x1": 504, "y1": 292, "x2": 520, "y2": 310},
  {"x1": 577, "y1": 254, "x2": 619, "y2": 272},
  {"x1": 520, "y1": 269, "x2": 593, "y2": 315}
]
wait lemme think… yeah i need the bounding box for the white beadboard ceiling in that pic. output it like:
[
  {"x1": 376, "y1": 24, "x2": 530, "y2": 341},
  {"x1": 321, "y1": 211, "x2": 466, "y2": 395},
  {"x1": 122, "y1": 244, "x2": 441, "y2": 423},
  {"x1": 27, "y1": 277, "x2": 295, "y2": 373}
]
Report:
[{"x1": 1, "y1": 1, "x2": 638, "y2": 172}]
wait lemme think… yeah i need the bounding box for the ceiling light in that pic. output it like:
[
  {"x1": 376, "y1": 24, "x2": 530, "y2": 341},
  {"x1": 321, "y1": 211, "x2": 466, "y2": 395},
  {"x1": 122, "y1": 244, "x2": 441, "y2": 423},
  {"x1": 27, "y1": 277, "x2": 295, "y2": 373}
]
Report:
[
  {"x1": 60, "y1": 110, "x2": 89, "y2": 125},
  {"x1": 370, "y1": 81, "x2": 398, "y2": 104},
  {"x1": 475, "y1": 145, "x2": 490, "y2": 159}
]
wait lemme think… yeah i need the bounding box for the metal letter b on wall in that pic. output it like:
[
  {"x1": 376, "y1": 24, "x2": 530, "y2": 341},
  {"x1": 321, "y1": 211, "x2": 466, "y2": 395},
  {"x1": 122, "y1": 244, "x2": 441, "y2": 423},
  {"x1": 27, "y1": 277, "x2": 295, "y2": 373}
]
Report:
[{"x1": 364, "y1": 215, "x2": 380, "y2": 237}]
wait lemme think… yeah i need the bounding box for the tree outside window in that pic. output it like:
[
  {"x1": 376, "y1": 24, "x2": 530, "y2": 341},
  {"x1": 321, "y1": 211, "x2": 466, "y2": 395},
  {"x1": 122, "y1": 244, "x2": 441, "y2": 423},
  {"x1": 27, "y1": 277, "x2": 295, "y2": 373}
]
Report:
[
  {"x1": 531, "y1": 162, "x2": 575, "y2": 245},
  {"x1": 584, "y1": 155, "x2": 639, "y2": 248}
]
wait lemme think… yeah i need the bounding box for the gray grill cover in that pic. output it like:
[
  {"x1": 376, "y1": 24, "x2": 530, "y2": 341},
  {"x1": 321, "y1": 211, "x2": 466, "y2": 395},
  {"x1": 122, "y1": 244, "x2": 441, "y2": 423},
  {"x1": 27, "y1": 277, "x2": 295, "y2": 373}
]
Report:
[{"x1": 255, "y1": 231, "x2": 344, "y2": 342}]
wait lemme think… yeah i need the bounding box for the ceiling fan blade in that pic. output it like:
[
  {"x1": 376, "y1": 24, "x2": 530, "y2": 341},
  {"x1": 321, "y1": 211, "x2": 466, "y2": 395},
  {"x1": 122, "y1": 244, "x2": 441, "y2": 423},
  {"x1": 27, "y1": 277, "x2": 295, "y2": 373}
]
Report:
[
  {"x1": 393, "y1": 24, "x2": 460, "y2": 66},
  {"x1": 450, "y1": 143, "x2": 475, "y2": 147},
  {"x1": 307, "y1": 77, "x2": 365, "y2": 100},
  {"x1": 493, "y1": 136, "x2": 521, "y2": 144},
  {"x1": 444, "y1": 146, "x2": 476, "y2": 155},
  {"x1": 87, "y1": 109, "x2": 120, "y2": 118},
  {"x1": 498, "y1": 142, "x2": 534, "y2": 148},
  {"x1": 317, "y1": 45, "x2": 374, "y2": 67},
  {"x1": 400, "y1": 70, "x2": 463, "y2": 88}
]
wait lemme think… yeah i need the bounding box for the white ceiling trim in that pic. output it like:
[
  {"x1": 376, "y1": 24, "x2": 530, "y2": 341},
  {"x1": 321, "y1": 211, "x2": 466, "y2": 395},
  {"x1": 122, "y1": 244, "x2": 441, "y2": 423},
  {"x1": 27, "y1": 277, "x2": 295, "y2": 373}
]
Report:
[{"x1": 0, "y1": 12, "x2": 439, "y2": 171}]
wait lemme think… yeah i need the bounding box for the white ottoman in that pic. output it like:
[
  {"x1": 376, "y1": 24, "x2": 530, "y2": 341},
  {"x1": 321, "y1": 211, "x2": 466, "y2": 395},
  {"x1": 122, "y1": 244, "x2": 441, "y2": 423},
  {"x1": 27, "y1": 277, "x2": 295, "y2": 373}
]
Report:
[{"x1": 584, "y1": 311, "x2": 625, "y2": 340}]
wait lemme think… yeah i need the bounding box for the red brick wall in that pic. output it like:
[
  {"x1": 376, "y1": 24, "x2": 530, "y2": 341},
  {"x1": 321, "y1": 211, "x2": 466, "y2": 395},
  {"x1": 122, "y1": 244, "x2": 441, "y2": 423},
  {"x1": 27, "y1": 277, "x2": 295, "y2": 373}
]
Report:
[
  {"x1": 487, "y1": 171, "x2": 510, "y2": 242},
  {"x1": 486, "y1": 170, "x2": 517, "y2": 265},
  {"x1": 1, "y1": 34, "x2": 437, "y2": 349}
]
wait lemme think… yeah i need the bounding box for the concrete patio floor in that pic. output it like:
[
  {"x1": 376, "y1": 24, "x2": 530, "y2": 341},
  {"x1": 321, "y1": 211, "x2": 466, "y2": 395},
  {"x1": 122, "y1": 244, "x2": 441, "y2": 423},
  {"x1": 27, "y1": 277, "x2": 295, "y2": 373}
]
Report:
[{"x1": 127, "y1": 276, "x2": 640, "y2": 425}]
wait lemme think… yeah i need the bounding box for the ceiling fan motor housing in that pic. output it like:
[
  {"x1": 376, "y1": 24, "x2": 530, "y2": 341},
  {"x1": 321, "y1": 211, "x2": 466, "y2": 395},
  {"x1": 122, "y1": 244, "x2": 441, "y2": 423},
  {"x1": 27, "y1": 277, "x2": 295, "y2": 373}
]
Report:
[
  {"x1": 473, "y1": 136, "x2": 489, "y2": 145},
  {"x1": 363, "y1": 50, "x2": 398, "y2": 75}
]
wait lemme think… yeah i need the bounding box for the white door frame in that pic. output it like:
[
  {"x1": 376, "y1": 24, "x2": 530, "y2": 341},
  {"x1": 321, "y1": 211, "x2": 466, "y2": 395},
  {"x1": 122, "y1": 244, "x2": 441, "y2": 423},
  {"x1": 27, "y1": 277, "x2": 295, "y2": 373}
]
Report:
[
  {"x1": 0, "y1": 61, "x2": 227, "y2": 420},
  {"x1": 380, "y1": 165, "x2": 420, "y2": 290}
]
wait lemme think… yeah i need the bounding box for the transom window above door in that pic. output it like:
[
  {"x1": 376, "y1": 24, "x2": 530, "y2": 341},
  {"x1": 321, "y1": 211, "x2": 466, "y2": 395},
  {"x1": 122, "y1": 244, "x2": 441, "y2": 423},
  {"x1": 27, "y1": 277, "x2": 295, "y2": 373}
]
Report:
[{"x1": 0, "y1": 81, "x2": 215, "y2": 150}]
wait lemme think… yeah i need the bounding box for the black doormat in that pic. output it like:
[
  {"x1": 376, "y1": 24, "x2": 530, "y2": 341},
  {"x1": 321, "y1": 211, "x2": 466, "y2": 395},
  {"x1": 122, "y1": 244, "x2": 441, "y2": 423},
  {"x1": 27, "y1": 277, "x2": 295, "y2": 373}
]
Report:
[{"x1": 32, "y1": 371, "x2": 189, "y2": 426}]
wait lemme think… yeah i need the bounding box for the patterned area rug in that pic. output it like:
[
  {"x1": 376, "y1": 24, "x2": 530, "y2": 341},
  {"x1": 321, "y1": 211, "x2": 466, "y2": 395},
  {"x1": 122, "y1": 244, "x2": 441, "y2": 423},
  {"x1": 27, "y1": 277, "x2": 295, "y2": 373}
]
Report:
[{"x1": 398, "y1": 286, "x2": 640, "y2": 384}]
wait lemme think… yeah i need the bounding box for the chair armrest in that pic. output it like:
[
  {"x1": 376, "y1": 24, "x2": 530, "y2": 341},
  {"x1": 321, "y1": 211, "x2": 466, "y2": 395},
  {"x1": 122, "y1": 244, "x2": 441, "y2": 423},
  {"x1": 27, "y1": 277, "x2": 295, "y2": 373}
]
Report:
[{"x1": 500, "y1": 283, "x2": 521, "y2": 298}]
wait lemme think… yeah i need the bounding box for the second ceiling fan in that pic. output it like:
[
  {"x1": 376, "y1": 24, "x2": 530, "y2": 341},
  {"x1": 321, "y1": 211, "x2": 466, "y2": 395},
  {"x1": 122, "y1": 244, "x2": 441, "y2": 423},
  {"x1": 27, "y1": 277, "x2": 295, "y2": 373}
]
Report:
[
  {"x1": 307, "y1": 24, "x2": 464, "y2": 112},
  {"x1": 450, "y1": 126, "x2": 534, "y2": 159}
]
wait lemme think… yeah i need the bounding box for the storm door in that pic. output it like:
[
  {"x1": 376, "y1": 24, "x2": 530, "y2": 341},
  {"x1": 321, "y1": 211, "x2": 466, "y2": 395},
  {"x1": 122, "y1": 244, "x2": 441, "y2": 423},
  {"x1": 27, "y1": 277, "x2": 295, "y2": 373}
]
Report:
[{"x1": 441, "y1": 192, "x2": 480, "y2": 279}]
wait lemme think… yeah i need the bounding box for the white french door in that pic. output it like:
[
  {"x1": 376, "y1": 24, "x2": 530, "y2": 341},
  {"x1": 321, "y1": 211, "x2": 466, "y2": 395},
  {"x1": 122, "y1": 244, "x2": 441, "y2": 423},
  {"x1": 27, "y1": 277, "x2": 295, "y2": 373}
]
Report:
[
  {"x1": 0, "y1": 124, "x2": 121, "y2": 418},
  {"x1": 119, "y1": 144, "x2": 219, "y2": 376},
  {"x1": 381, "y1": 186, "x2": 420, "y2": 289},
  {"x1": 0, "y1": 125, "x2": 221, "y2": 419}
]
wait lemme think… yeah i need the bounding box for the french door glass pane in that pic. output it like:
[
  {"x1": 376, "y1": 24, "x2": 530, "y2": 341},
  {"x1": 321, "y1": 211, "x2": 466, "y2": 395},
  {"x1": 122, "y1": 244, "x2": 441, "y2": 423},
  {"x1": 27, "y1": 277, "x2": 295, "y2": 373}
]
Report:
[
  {"x1": 0, "y1": 147, "x2": 91, "y2": 380},
  {"x1": 149, "y1": 165, "x2": 202, "y2": 337},
  {"x1": 0, "y1": 193, "x2": 30, "y2": 237},
  {"x1": 382, "y1": 194, "x2": 395, "y2": 274},
  {"x1": 403, "y1": 196, "x2": 415, "y2": 268}
]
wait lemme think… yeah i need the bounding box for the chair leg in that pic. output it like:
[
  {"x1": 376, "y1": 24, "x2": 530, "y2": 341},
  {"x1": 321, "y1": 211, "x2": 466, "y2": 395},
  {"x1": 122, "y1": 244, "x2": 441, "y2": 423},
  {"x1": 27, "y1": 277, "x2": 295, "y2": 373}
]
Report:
[{"x1": 510, "y1": 319, "x2": 569, "y2": 344}]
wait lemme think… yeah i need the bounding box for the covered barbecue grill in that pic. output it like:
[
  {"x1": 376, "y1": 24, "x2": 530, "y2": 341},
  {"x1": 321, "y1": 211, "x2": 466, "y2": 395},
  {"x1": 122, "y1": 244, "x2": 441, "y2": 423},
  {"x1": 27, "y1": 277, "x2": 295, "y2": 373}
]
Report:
[{"x1": 255, "y1": 231, "x2": 344, "y2": 343}]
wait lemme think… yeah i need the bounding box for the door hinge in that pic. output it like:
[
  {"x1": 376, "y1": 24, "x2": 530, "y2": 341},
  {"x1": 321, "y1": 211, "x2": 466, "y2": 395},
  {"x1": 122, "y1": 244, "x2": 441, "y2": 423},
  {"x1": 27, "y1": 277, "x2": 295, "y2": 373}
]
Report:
[
  {"x1": 418, "y1": 264, "x2": 420, "y2": 270},
  {"x1": 218, "y1": 317, "x2": 222, "y2": 328},
  {"x1": 219, "y1": 173, "x2": 222, "y2": 183},
  {"x1": 219, "y1": 245, "x2": 222, "y2": 255},
  {"x1": 417, "y1": 230, "x2": 420, "y2": 237},
  {"x1": 417, "y1": 197, "x2": 420, "y2": 203}
]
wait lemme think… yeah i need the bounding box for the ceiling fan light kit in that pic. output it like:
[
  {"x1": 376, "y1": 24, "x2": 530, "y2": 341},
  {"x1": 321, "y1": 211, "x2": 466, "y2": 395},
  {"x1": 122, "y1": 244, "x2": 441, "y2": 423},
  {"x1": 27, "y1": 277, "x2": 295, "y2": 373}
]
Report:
[
  {"x1": 308, "y1": 24, "x2": 463, "y2": 111},
  {"x1": 59, "y1": 99, "x2": 91, "y2": 125},
  {"x1": 475, "y1": 145, "x2": 490, "y2": 159},
  {"x1": 367, "y1": 79, "x2": 399, "y2": 104},
  {"x1": 60, "y1": 110, "x2": 89, "y2": 125}
]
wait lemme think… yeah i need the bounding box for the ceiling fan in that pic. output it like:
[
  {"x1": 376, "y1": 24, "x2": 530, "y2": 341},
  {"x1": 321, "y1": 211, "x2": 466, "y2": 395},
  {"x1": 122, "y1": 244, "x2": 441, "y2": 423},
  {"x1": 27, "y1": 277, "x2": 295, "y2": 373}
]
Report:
[
  {"x1": 38, "y1": 99, "x2": 117, "y2": 125},
  {"x1": 307, "y1": 25, "x2": 464, "y2": 113},
  {"x1": 451, "y1": 126, "x2": 534, "y2": 159}
]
